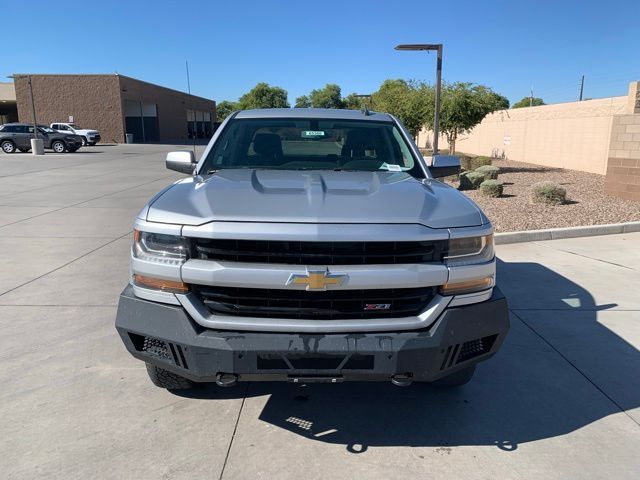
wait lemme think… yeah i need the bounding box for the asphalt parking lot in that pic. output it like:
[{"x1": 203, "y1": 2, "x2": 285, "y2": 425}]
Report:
[{"x1": 1, "y1": 145, "x2": 639, "y2": 479}]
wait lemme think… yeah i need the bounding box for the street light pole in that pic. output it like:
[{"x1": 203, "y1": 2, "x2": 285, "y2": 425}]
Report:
[
  {"x1": 394, "y1": 43, "x2": 443, "y2": 154},
  {"x1": 7, "y1": 74, "x2": 44, "y2": 155},
  {"x1": 432, "y1": 45, "x2": 442, "y2": 154},
  {"x1": 28, "y1": 75, "x2": 38, "y2": 139}
]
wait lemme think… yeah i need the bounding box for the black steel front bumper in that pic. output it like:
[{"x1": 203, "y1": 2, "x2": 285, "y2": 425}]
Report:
[{"x1": 115, "y1": 285, "x2": 509, "y2": 383}]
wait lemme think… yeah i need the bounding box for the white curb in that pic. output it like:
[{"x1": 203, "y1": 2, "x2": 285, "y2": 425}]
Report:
[{"x1": 494, "y1": 221, "x2": 640, "y2": 245}]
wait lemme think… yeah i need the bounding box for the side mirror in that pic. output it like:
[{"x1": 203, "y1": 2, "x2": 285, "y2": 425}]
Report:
[
  {"x1": 166, "y1": 151, "x2": 196, "y2": 174},
  {"x1": 426, "y1": 155, "x2": 461, "y2": 178}
]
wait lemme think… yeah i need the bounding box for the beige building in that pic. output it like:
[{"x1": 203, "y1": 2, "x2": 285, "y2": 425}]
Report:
[
  {"x1": 0, "y1": 82, "x2": 18, "y2": 124},
  {"x1": 11, "y1": 74, "x2": 216, "y2": 143},
  {"x1": 418, "y1": 80, "x2": 640, "y2": 201}
]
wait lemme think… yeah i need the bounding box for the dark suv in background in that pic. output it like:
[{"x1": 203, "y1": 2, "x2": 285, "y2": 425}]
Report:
[{"x1": 0, "y1": 123, "x2": 82, "y2": 153}]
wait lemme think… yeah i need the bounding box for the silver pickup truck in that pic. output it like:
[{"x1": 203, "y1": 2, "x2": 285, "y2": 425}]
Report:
[{"x1": 115, "y1": 108, "x2": 509, "y2": 389}]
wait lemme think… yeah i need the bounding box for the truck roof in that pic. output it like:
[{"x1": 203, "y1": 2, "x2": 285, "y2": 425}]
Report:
[{"x1": 235, "y1": 108, "x2": 393, "y2": 122}]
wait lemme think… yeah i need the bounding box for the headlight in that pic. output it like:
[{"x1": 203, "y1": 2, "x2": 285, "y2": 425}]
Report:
[
  {"x1": 444, "y1": 234, "x2": 494, "y2": 266},
  {"x1": 133, "y1": 230, "x2": 188, "y2": 265}
]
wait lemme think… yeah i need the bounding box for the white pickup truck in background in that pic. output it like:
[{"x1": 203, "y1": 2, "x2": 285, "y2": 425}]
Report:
[{"x1": 50, "y1": 123, "x2": 101, "y2": 146}]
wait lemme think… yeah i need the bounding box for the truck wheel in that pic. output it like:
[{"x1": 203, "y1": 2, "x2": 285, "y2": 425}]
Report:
[
  {"x1": 52, "y1": 140, "x2": 66, "y2": 153},
  {"x1": 145, "y1": 363, "x2": 193, "y2": 390},
  {"x1": 1, "y1": 140, "x2": 15, "y2": 153},
  {"x1": 431, "y1": 365, "x2": 476, "y2": 388},
  {"x1": 81, "y1": 136, "x2": 88, "y2": 146}
]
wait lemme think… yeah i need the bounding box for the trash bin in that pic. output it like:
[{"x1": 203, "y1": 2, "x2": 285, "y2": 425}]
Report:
[{"x1": 125, "y1": 133, "x2": 134, "y2": 144}]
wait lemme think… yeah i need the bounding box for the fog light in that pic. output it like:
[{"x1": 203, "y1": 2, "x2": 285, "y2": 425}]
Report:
[
  {"x1": 133, "y1": 274, "x2": 189, "y2": 293},
  {"x1": 440, "y1": 276, "x2": 493, "y2": 296}
]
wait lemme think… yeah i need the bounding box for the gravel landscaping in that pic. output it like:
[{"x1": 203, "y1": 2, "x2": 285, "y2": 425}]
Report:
[{"x1": 445, "y1": 158, "x2": 640, "y2": 233}]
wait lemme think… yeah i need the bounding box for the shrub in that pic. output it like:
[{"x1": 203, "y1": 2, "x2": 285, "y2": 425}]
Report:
[
  {"x1": 459, "y1": 154, "x2": 492, "y2": 171},
  {"x1": 458, "y1": 155, "x2": 472, "y2": 170},
  {"x1": 459, "y1": 171, "x2": 485, "y2": 190},
  {"x1": 470, "y1": 156, "x2": 493, "y2": 170},
  {"x1": 530, "y1": 182, "x2": 567, "y2": 205},
  {"x1": 475, "y1": 165, "x2": 500, "y2": 180},
  {"x1": 480, "y1": 180, "x2": 503, "y2": 197}
]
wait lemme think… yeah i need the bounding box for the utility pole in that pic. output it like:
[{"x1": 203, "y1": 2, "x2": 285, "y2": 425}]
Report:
[{"x1": 579, "y1": 75, "x2": 585, "y2": 101}]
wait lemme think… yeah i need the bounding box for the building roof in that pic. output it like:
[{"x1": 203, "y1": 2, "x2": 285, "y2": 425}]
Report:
[
  {"x1": 10, "y1": 73, "x2": 214, "y2": 104},
  {"x1": 235, "y1": 108, "x2": 393, "y2": 121}
]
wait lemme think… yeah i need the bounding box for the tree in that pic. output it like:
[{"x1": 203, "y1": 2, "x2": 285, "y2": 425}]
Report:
[
  {"x1": 343, "y1": 93, "x2": 369, "y2": 110},
  {"x1": 237, "y1": 82, "x2": 290, "y2": 110},
  {"x1": 308, "y1": 84, "x2": 344, "y2": 109},
  {"x1": 371, "y1": 79, "x2": 433, "y2": 137},
  {"x1": 216, "y1": 100, "x2": 237, "y2": 121},
  {"x1": 294, "y1": 95, "x2": 311, "y2": 108},
  {"x1": 429, "y1": 82, "x2": 508, "y2": 154},
  {"x1": 512, "y1": 96, "x2": 545, "y2": 108}
]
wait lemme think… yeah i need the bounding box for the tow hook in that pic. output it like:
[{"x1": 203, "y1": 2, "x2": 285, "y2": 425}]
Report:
[
  {"x1": 391, "y1": 373, "x2": 413, "y2": 387},
  {"x1": 216, "y1": 373, "x2": 238, "y2": 387}
]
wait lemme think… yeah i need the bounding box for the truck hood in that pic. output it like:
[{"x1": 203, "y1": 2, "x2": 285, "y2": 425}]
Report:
[{"x1": 146, "y1": 169, "x2": 484, "y2": 229}]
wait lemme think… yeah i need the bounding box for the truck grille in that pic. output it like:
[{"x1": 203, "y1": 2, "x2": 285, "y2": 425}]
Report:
[
  {"x1": 192, "y1": 239, "x2": 447, "y2": 265},
  {"x1": 192, "y1": 285, "x2": 438, "y2": 320}
]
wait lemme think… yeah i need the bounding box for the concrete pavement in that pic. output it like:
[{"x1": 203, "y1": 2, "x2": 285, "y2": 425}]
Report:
[{"x1": 0, "y1": 145, "x2": 638, "y2": 479}]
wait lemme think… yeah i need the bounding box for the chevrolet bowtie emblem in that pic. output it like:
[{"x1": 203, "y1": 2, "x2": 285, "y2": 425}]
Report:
[{"x1": 286, "y1": 269, "x2": 348, "y2": 291}]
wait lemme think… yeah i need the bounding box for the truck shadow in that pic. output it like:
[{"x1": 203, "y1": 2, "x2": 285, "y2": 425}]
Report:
[{"x1": 176, "y1": 259, "x2": 639, "y2": 451}]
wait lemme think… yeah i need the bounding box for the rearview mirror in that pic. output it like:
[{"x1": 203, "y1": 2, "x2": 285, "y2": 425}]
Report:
[
  {"x1": 166, "y1": 151, "x2": 196, "y2": 174},
  {"x1": 425, "y1": 155, "x2": 461, "y2": 178}
]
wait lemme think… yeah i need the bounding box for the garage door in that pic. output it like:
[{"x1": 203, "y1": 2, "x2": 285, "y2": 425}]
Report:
[{"x1": 124, "y1": 100, "x2": 159, "y2": 142}]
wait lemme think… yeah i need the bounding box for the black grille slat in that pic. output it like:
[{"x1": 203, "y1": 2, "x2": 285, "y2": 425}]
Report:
[
  {"x1": 193, "y1": 286, "x2": 437, "y2": 320},
  {"x1": 192, "y1": 239, "x2": 447, "y2": 265}
]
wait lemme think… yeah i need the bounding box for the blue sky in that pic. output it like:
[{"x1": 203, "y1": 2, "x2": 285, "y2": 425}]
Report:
[{"x1": 4, "y1": 0, "x2": 639, "y2": 106}]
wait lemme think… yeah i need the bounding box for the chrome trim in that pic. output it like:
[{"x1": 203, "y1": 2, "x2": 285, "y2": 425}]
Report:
[
  {"x1": 449, "y1": 288, "x2": 493, "y2": 307},
  {"x1": 182, "y1": 222, "x2": 449, "y2": 242},
  {"x1": 176, "y1": 292, "x2": 451, "y2": 333},
  {"x1": 181, "y1": 260, "x2": 449, "y2": 290},
  {"x1": 131, "y1": 254, "x2": 183, "y2": 281},
  {"x1": 448, "y1": 223, "x2": 493, "y2": 239},
  {"x1": 447, "y1": 260, "x2": 495, "y2": 284},
  {"x1": 131, "y1": 283, "x2": 180, "y2": 305},
  {"x1": 133, "y1": 219, "x2": 182, "y2": 236}
]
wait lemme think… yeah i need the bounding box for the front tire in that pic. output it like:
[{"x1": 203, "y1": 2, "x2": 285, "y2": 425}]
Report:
[
  {"x1": 52, "y1": 140, "x2": 66, "y2": 153},
  {"x1": 431, "y1": 366, "x2": 476, "y2": 388},
  {"x1": 145, "y1": 363, "x2": 193, "y2": 390},
  {"x1": 1, "y1": 140, "x2": 16, "y2": 153},
  {"x1": 81, "y1": 136, "x2": 88, "y2": 146}
]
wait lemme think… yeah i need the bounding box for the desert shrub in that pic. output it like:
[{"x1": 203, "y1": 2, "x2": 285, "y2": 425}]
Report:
[
  {"x1": 475, "y1": 165, "x2": 500, "y2": 180},
  {"x1": 469, "y1": 156, "x2": 493, "y2": 170},
  {"x1": 459, "y1": 171, "x2": 485, "y2": 190},
  {"x1": 530, "y1": 182, "x2": 567, "y2": 205},
  {"x1": 480, "y1": 180, "x2": 503, "y2": 197},
  {"x1": 456, "y1": 153, "x2": 473, "y2": 170}
]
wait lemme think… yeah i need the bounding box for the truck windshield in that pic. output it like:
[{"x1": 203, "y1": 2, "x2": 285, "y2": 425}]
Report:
[{"x1": 200, "y1": 118, "x2": 423, "y2": 176}]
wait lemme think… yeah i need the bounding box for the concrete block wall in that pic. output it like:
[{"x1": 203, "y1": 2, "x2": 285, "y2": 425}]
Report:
[{"x1": 604, "y1": 114, "x2": 640, "y2": 201}]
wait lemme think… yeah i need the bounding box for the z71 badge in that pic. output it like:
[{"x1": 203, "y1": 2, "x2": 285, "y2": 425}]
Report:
[{"x1": 364, "y1": 303, "x2": 391, "y2": 311}]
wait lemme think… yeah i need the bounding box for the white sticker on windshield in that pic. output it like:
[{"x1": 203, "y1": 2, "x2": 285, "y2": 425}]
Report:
[
  {"x1": 301, "y1": 131, "x2": 325, "y2": 138},
  {"x1": 383, "y1": 163, "x2": 403, "y2": 172}
]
